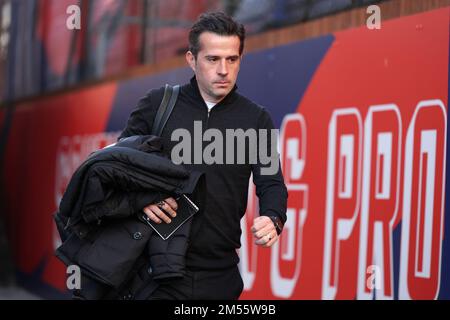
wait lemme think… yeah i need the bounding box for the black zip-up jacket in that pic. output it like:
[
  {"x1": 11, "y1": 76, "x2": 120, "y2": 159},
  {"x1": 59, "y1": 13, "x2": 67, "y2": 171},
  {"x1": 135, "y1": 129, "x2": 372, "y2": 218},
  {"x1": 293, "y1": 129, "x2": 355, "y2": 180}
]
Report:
[
  {"x1": 119, "y1": 76, "x2": 288, "y2": 270},
  {"x1": 54, "y1": 135, "x2": 205, "y2": 299}
]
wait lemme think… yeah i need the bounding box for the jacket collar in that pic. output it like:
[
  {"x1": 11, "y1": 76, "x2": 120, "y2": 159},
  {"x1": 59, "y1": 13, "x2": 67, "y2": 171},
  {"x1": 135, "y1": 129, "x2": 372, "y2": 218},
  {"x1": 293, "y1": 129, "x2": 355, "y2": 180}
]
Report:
[{"x1": 186, "y1": 76, "x2": 239, "y2": 110}]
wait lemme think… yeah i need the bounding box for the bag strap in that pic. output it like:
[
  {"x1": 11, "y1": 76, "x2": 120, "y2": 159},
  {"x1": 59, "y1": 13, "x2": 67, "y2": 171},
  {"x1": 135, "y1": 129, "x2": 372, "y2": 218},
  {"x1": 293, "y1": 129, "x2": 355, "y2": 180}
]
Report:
[{"x1": 151, "y1": 84, "x2": 180, "y2": 136}]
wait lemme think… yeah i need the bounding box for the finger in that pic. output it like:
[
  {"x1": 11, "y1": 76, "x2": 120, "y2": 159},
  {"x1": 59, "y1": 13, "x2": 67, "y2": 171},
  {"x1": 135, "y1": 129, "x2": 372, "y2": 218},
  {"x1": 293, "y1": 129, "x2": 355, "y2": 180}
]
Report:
[
  {"x1": 150, "y1": 205, "x2": 172, "y2": 224},
  {"x1": 255, "y1": 231, "x2": 272, "y2": 245},
  {"x1": 251, "y1": 216, "x2": 265, "y2": 231},
  {"x1": 263, "y1": 233, "x2": 278, "y2": 248},
  {"x1": 143, "y1": 207, "x2": 162, "y2": 224},
  {"x1": 254, "y1": 237, "x2": 264, "y2": 245},
  {"x1": 254, "y1": 223, "x2": 275, "y2": 239},
  {"x1": 160, "y1": 201, "x2": 177, "y2": 218},
  {"x1": 251, "y1": 216, "x2": 271, "y2": 232},
  {"x1": 251, "y1": 217, "x2": 273, "y2": 234},
  {"x1": 255, "y1": 233, "x2": 271, "y2": 245},
  {"x1": 255, "y1": 231, "x2": 277, "y2": 247},
  {"x1": 164, "y1": 197, "x2": 178, "y2": 210}
]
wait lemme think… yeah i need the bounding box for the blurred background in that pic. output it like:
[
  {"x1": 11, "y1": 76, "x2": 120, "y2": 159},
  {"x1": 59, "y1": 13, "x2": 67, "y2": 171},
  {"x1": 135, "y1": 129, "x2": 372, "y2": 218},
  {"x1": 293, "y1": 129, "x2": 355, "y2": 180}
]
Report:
[
  {"x1": 0, "y1": 0, "x2": 449, "y2": 300},
  {"x1": 0, "y1": 0, "x2": 387, "y2": 103}
]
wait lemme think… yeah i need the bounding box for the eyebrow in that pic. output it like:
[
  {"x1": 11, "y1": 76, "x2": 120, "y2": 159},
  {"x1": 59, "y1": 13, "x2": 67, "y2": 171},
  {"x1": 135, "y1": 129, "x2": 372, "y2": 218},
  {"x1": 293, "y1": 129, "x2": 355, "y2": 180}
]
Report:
[{"x1": 204, "y1": 55, "x2": 240, "y2": 59}]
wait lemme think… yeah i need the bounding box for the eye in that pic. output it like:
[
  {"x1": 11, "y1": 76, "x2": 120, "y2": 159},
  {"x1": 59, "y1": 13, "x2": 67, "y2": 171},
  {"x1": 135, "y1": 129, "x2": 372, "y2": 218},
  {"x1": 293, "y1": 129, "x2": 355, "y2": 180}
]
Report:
[
  {"x1": 207, "y1": 57, "x2": 218, "y2": 62},
  {"x1": 228, "y1": 57, "x2": 239, "y2": 63}
]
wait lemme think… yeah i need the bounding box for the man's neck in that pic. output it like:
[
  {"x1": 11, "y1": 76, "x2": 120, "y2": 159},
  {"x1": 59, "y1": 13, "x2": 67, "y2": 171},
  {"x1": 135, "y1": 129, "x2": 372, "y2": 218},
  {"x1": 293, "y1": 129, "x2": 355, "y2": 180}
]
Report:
[
  {"x1": 199, "y1": 91, "x2": 223, "y2": 105},
  {"x1": 204, "y1": 100, "x2": 216, "y2": 111}
]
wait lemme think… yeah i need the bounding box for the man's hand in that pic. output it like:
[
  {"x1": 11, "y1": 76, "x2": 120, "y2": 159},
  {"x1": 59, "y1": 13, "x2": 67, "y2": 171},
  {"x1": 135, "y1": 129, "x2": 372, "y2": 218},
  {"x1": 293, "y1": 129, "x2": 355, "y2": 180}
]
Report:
[
  {"x1": 251, "y1": 216, "x2": 278, "y2": 248},
  {"x1": 143, "y1": 197, "x2": 178, "y2": 224}
]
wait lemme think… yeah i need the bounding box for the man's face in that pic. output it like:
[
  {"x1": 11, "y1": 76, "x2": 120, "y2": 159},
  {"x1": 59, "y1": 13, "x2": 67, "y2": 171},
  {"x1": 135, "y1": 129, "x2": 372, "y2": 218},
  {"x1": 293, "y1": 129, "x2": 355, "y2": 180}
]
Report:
[{"x1": 186, "y1": 32, "x2": 241, "y2": 103}]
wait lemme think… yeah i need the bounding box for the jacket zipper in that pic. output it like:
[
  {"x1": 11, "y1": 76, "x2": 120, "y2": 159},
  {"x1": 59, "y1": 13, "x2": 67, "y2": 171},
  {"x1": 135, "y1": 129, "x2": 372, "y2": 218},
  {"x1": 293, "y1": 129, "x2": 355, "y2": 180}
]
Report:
[{"x1": 205, "y1": 108, "x2": 211, "y2": 128}]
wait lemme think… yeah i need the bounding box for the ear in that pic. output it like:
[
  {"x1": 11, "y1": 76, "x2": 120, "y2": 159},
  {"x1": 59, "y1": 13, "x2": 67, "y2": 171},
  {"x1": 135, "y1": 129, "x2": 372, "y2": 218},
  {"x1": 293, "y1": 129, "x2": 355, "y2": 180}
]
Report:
[{"x1": 186, "y1": 51, "x2": 196, "y2": 72}]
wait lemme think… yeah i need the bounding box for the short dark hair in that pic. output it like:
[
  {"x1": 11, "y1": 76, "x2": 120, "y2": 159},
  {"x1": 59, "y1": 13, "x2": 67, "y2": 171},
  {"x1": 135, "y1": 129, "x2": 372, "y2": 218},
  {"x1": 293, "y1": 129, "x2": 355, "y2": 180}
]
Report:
[{"x1": 188, "y1": 12, "x2": 246, "y2": 58}]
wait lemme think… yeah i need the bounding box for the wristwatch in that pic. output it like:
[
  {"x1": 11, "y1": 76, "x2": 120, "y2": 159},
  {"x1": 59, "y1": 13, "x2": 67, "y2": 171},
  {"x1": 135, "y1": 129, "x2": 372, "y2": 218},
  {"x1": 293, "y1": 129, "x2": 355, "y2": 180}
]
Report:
[{"x1": 269, "y1": 216, "x2": 284, "y2": 235}]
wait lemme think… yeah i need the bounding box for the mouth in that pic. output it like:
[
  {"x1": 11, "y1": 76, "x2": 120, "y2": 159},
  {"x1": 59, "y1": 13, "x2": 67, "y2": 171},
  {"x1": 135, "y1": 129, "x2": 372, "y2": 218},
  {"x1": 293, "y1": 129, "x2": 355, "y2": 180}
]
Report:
[{"x1": 214, "y1": 81, "x2": 230, "y2": 85}]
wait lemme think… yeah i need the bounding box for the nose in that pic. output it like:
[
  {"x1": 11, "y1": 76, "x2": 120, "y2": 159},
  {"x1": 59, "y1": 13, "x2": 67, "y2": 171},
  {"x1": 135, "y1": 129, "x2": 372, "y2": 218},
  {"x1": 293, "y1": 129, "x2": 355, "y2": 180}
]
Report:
[{"x1": 217, "y1": 59, "x2": 228, "y2": 76}]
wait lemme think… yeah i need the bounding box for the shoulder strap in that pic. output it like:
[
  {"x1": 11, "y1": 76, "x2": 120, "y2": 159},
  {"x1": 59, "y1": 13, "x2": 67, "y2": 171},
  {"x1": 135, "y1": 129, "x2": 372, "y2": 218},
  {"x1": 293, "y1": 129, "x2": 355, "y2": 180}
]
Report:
[{"x1": 151, "y1": 84, "x2": 180, "y2": 136}]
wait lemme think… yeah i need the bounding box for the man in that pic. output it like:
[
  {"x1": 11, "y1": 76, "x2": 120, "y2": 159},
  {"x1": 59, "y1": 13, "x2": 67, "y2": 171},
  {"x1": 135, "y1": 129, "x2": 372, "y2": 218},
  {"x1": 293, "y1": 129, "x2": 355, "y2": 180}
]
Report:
[{"x1": 119, "y1": 12, "x2": 288, "y2": 300}]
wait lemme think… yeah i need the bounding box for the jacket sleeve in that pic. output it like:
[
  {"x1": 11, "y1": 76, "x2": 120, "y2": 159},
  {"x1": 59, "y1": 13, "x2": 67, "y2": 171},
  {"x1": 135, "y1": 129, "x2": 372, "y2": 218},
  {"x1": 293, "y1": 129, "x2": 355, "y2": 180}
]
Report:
[
  {"x1": 83, "y1": 191, "x2": 168, "y2": 223},
  {"x1": 251, "y1": 108, "x2": 288, "y2": 224},
  {"x1": 118, "y1": 87, "x2": 164, "y2": 141}
]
